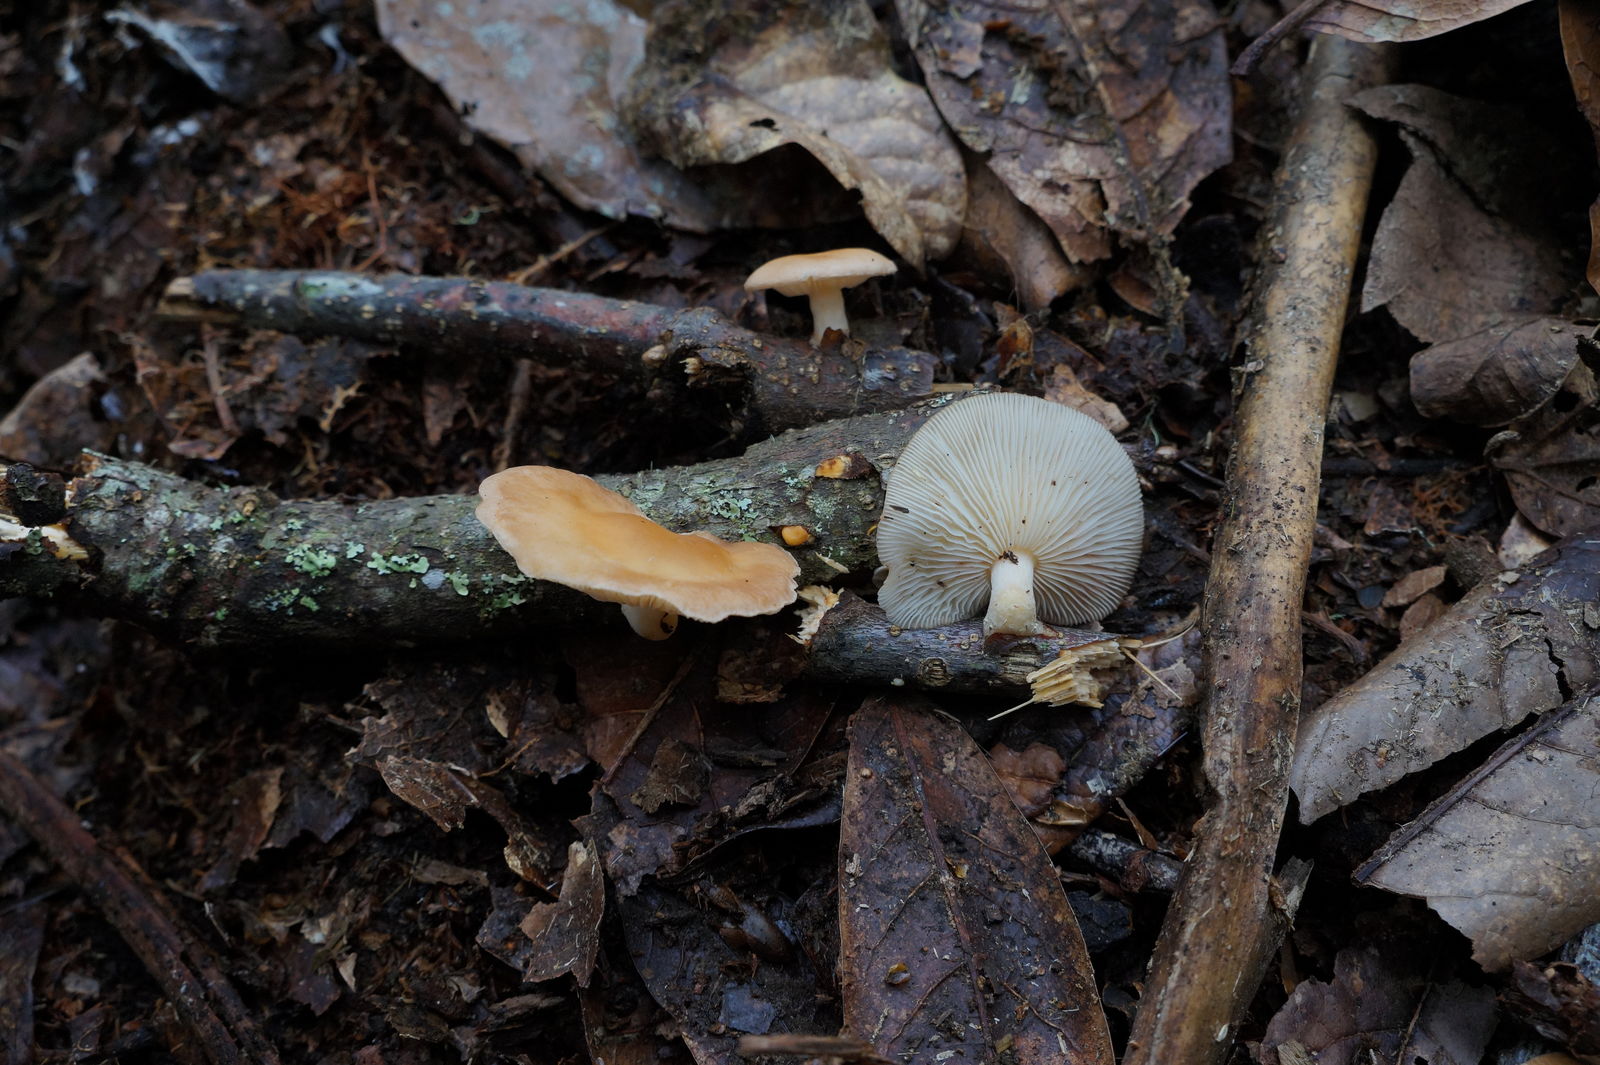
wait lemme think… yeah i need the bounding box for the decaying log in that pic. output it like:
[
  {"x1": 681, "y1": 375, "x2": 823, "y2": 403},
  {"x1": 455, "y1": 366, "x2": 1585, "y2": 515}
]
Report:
[
  {"x1": 156, "y1": 270, "x2": 935, "y2": 431},
  {"x1": 0, "y1": 746, "x2": 282, "y2": 1065},
  {"x1": 0, "y1": 403, "x2": 955, "y2": 649},
  {"x1": 1126, "y1": 38, "x2": 1393, "y2": 1065}
]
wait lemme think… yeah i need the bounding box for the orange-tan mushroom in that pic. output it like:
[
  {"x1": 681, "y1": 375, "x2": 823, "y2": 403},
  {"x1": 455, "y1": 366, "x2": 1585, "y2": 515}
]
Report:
[
  {"x1": 744, "y1": 248, "x2": 896, "y2": 346},
  {"x1": 476, "y1": 466, "x2": 800, "y2": 639}
]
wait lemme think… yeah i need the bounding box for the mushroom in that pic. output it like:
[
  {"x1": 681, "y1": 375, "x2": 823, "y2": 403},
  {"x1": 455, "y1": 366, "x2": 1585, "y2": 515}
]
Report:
[
  {"x1": 875, "y1": 393, "x2": 1143, "y2": 639},
  {"x1": 744, "y1": 248, "x2": 896, "y2": 346},
  {"x1": 476, "y1": 466, "x2": 800, "y2": 640}
]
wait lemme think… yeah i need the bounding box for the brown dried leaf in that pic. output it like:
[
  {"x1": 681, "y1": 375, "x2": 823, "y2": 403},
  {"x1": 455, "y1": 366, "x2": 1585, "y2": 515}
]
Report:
[
  {"x1": 987, "y1": 741, "x2": 1066, "y2": 817},
  {"x1": 0, "y1": 353, "x2": 113, "y2": 468},
  {"x1": 956, "y1": 151, "x2": 1087, "y2": 310},
  {"x1": 375, "y1": 0, "x2": 743, "y2": 231},
  {"x1": 1305, "y1": 0, "x2": 1538, "y2": 42},
  {"x1": 627, "y1": 1, "x2": 964, "y2": 266},
  {"x1": 1356, "y1": 687, "x2": 1600, "y2": 970},
  {"x1": 839, "y1": 697, "x2": 1113, "y2": 1064},
  {"x1": 898, "y1": 0, "x2": 1230, "y2": 264},
  {"x1": 1261, "y1": 948, "x2": 1496, "y2": 1065},
  {"x1": 1506, "y1": 960, "x2": 1600, "y2": 1055},
  {"x1": 1356, "y1": 86, "x2": 1572, "y2": 343},
  {"x1": 520, "y1": 840, "x2": 604, "y2": 986},
  {"x1": 1562, "y1": 0, "x2": 1600, "y2": 296},
  {"x1": 1292, "y1": 534, "x2": 1600, "y2": 823},
  {"x1": 1489, "y1": 361, "x2": 1600, "y2": 538},
  {"x1": 1411, "y1": 318, "x2": 1593, "y2": 427},
  {"x1": 1382, "y1": 565, "x2": 1447, "y2": 608}
]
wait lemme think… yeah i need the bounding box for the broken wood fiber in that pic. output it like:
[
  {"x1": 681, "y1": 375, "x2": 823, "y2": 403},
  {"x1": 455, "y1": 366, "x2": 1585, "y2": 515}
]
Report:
[
  {"x1": 157, "y1": 270, "x2": 936, "y2": 430},
  {"x1": 1124, "y1": 37, "x2": 1394, "y2": 1065}
]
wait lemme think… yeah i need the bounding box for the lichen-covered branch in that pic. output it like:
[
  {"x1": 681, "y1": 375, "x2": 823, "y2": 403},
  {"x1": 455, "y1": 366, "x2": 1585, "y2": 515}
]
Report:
[
  {"x1": 1, "y1": 404, "x2": 951, "y2": 649},
  {"x1": 157, "y1": 270, "x2": 935, "y2": 430}
]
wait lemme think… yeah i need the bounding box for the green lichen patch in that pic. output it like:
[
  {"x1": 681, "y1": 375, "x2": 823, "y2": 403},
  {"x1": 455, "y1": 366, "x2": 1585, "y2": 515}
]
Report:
[
  {"x1": 365, "y1": 552, "x2": 430, "y2": 575},
  {"x1": 285, "y1": 543, "x2": 339, "y2": 578}
]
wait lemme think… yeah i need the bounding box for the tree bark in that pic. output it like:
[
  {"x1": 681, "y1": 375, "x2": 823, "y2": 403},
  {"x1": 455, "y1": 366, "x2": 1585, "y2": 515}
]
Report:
[
  {"x1": 1124, "y1": 37, "x2": 1393, "y2": 1065},
  {"x1": 1, "y1": 403, "x2": 952, "y2": 649},
  {"x1": 157, "y1": 270, "x2": 936, "y2": 431}
]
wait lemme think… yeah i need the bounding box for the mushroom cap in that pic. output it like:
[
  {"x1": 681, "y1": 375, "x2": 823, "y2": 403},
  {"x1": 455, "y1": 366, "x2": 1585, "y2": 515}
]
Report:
[
  {"x1": 744, "y1": 248, "x2": 896, "y2": 297},
  {"x1": 875, "y1": 393, "x2": 1143, "y2": 629},
  {"x1": 476, "y1": 466, "x2": 800, "y2": 623}
]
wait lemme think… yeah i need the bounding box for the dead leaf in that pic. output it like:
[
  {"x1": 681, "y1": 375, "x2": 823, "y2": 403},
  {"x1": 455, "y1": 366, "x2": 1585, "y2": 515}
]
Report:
[
  {"x1": 0, "y1": 352, "x2": 113, "y2": 468},
  {"x1": 1382, "y1": 564, "x2": 1447, "y2": 608},
  {"x1": 987, "y1": 742, "x2": 1067, "y2": 817},
  {"x1": 375, "y1": 0, "x2": 746, "y2": 232},
  {"x1": 1044, "y1": 363, "x2": 1129, "y2": 433},
  {"x1": 897, "y1": 0, "x2": 1230, "y2": 264},
  {"x1": 1410, "y1": 318, "x2": 1593, "y2": 427},
  {"x1": 1305, "y1": 0, "x2": 1538, "y2": 42},
  {"x1": 107, "y1": 0, "x2": 292, "y2": 105},
  {"x1": 1292, "y1": 533, "x2": 1600, "y2": 823},
  {"x1": 1488, "y1": 361, "x2": 1600, "y2": 538},
  {"x1": 839, "y1": 697, "x2": 1113, "y2": 1064},
  {"x1": 1356, "y1": 686, "x2": 1600, "y2": 970},
  {"x1": 1261, "y1": 947, "x2": 1496, "y2": 1065},
  {"x1": 1355, "y1": 86, "x2": 1573, "y2": 344},
  {"x1": 1506, "y1": 960, "x2": 1600, "y2": 1055},
  {"x1": 1398, "y1": 593, "x2": 1448, "y2": 641},
  {"x1": 627, "y1": 0, "x2": 964, "y2": 266},
  {"x1": 198, "y1": 766, "x2": 283, "y2": 892},
  {"x1": 1561, "y1": 0, "x2": 1600, "y2": 296},
  {"x1": 520, "y1": 840, "x2": 604, "y2": 986},
  {"x1": 955, "y1": 150, "x2": 1087, "y2": 310}
]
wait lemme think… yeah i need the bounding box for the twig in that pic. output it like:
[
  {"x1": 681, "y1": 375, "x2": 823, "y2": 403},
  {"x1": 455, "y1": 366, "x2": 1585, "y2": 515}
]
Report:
[
  {"x1": 0, "y1": 745, "x2": 281, "y2": 1065},
  {"x1": 1063, "y1": 827, "x2": 1184, "y2": 895},
  {"x1": 156, "y1": 270, "x2": 935, "y2": 431},
  {"x1": 0, "y1": 403, "x2": 947, "y2": 649},
  {"x1": 1231, "y1": 0, "x2": 1335, "y2": 76},
  {"x1": 1124, "y1": 37, "x2": 1393, "y2": 1065}
]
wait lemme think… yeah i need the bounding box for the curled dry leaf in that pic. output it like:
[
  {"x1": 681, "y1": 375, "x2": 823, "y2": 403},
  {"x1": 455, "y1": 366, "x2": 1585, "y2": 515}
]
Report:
[
  {"x1": 1356, "y1": 86, "x2": 1572, "y2": 344},
  {"x1": 1356, "y1": 687, "x2": 1600, "y2": 970},
  {"x1": 375, "y1": 0, "x2": 747, "y2": 231},
  {"x1": 839, "y1": 696, "x2": 1113, "y2": 1064},
  {"x1": 1304, "y1": 0, "x2": 1538, "y2": 42},
  {"x1": 1292, "y1": 533, "x2": 1600, "y2": 823},
  {"x1": 1261, "y1": 947, "x2": 1497, "y2": 1065},
  {"x1": 627, "y1": 0, "x2": 963, "y2": 267},
  {"x1": 1488, "y1": 361, "x2": 1600, "y2": 538},
  {"x1": 1411, "y1": 318, "x2": 1593, "y2": 427},
  {"x1": 896, "y1": 0, "x2": 1230, "y2": 265}
]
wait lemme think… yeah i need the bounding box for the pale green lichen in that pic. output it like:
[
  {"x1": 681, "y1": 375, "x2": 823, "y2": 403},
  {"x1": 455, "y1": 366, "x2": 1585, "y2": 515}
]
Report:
[
  {"x1": 286, "y1": 543, "x2": 339, "y2": 577},
  {"x1": 446, "y1": 572, "x2": 471, "y2": 596},
  {"x1": 366, "y1": 552, "x2": 430, "y2": 575},
  {"x1": 282, "y1": 518, "x2": 306, "y2": 531},
  {"x1": 344, "y1": 541, "x2": 365, "y2": 559}
]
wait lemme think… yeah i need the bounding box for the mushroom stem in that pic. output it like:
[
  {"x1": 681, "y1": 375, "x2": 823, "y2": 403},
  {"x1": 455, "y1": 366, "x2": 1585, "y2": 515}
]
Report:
[
  {"x1": 983, "y1": 550, "x2": 1046, "y2": 638},
  {"x1": 805, "y1": 286, "x2": 849, "y2": 345},
  {"x1": 620, "y1": 604, "x2": 679, "y2": 640}
]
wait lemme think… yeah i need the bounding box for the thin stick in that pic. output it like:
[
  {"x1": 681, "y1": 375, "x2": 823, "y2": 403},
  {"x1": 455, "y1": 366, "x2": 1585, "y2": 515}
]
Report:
[
  {"x1": 0, "y1": 746, "x2": 281, "y2": 1065},
  {"x1": 1124, "y1": 37, "x2": 1394, "y2": 1065}
]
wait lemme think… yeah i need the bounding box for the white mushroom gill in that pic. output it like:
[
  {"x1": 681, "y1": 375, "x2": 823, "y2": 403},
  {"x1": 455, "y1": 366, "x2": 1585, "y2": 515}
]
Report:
[{"x1": 875, "y1": 392, "x2": 1143, "y2": 638}]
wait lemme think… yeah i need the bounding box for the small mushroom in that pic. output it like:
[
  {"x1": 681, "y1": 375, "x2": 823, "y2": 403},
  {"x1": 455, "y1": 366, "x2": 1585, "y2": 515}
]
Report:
[
  {"x1": 875, "y1": 393, "x2": 1143, "y2": 639},
  {"x1": 477, "y1": 466, "x2": 800, "y2": 639},
  {"x1": 744, "y1": 248, "x2": 896, "y2": 346}
]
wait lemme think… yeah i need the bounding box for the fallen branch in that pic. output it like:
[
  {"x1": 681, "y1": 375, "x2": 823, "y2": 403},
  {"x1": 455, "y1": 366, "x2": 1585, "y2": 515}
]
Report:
[
  {"x1": 1125, "y1": 37, "x2": 1393, "y2": 1065},
  {"x1": 157, "y1": 270, "x2": 936, "y2": 431},
  {"x1": 0, "y1": 404, "x2": 945, "y2": 648},
  {"x1": 0, "y1": 745, "x2": 281, "y2": 1065}
]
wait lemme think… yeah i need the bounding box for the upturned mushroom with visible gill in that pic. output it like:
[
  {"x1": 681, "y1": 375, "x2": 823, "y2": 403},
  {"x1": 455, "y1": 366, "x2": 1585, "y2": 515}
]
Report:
[
  {"x1": 875, "y1": 392, "x2": 1143, "y2": 639},
  {"x1": 477, "y1": 466, "x2": 800, "y2": 639}
]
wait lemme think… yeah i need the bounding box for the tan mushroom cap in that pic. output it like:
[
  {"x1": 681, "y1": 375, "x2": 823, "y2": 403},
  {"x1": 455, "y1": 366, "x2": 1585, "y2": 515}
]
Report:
[
  {"x1": 744, "y1": 248, "x2": 896, "y2": 345},
  {"x1": 875, "y1": 392, "x2": 1143, "y2": 638},
  {"x1": 477, "y1": 466, "x2": 800, "y2": 639}
]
